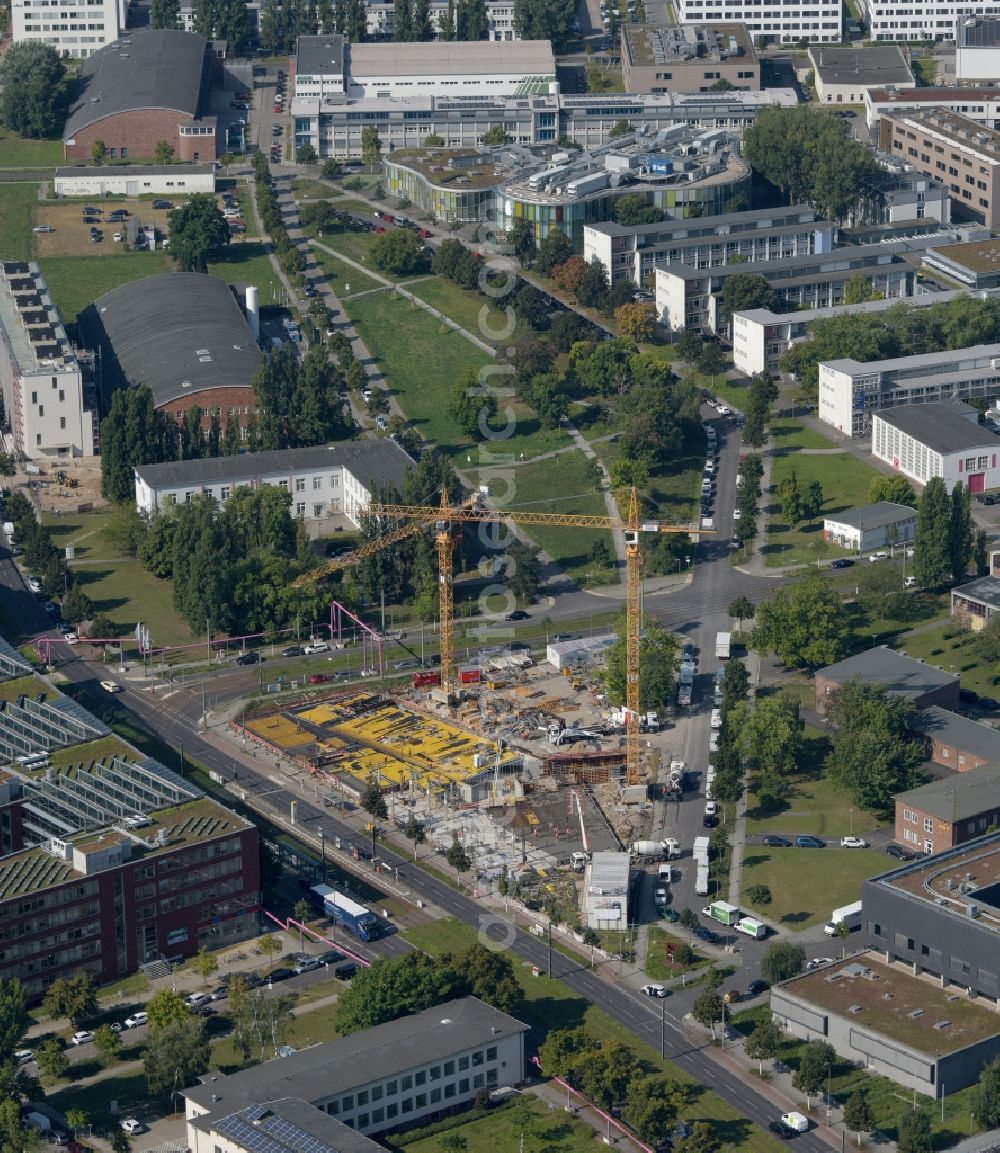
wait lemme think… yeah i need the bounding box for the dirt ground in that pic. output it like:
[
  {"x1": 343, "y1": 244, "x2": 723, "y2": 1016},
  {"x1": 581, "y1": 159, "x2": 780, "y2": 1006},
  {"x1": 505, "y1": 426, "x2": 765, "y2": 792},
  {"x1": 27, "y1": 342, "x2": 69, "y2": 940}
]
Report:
[{"x1": 13, "y1": 458, "x2": 106, "y2": 514}]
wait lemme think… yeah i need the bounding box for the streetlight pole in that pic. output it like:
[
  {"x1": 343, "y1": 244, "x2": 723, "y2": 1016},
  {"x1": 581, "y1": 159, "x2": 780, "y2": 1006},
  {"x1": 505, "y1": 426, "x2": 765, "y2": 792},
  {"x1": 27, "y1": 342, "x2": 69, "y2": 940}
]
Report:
[
  {"x1": 319, "y1": 827, "x2": 326, "y2": 883},
  {"x1": 827, "y1": 1064, "x2": 832, "y2": 1119}
]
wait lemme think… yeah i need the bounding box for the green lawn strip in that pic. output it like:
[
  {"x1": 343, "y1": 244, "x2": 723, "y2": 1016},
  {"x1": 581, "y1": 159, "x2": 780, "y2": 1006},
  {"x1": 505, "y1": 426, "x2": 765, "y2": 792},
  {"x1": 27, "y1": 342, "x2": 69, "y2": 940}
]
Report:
[
  {"x1": 730, "y1": 1005, "x2": 978, "y2": 1148},
  {"x1": 42, "y1": 508, "x2": 117, "y2": 561},
  {"x1": 312, "y1": 246, "x2": 386, "y2": 297},
  {"x1": 739, "y1": 845, "x2": 885, "y2": 930},
  {"x1": 0, "y1": 130, "x2": 64, "y2": 168},
  {"x1": 895, "y1": 621, "x2": 999, "y2": 697},
  {"x1": 0, "y1": 183, "x2": 39, "y2": 261},
  {"x1": 404, "y1": 277, "x2": 509, "y2": 343},
  {"x1": 207, "y1": 240, "x2": 283, "y2": 304},
  {"x1": 48, "y1": 1070, "x2": 151, "y2": 1121},
  {"x1": 48, "y1": 734, "x2": 136, "y2": 770},
  {"x1": 684, "y1": 369, "x2": 749, "y2": 413},
  {"x1": 765, "y1": 452, "x2": 881, "y2": 568},
  {"x1": 770, "y1": 418, "x2": 839, "y2": 452},
  {"x1": 291, "y1": 179, "x2": 337, "y2": 200},
  {"x1": 39, "y1": 252, "x2": 172, "y2": 339},
  {"x1": 647, "y1": 450, "x2": 704, "y2": 526},
  {"x1": 645, "y1": 927, "x2": 710, "y2": 980},
  {"x1": 303, "y1": 223, "x2": 415, "y2": 283},
  {"x1": 68, "y1": 560, "x2": 192, "y2": 647},
  {"x1": 404, "y1": 919, "x2": 783, "y2": 1153}
]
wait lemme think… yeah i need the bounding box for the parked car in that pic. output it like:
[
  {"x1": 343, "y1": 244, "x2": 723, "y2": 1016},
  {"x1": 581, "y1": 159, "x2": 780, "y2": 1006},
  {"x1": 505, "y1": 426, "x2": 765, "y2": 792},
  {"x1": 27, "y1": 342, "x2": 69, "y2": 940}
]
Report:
[
  {"x1": 309, "y1": 673, "x2": 331, "y2": 684},
  {"x1": 868, "y1": 551, "x2": 888, "y2": 563},
  {"x1": 69, "y1": 1031, "x2": 95, "y2": 1046},
  {"x1": 640, "y1": 984, "x2": 668, "y2": 997},
  {"x1": 267, "y1": 967, "x2": 296, "y2": 983},
  {"x1": 235, "y1": 651, "x2": 261, "y2": 665},
  {"x1": 294, "y1": 956, "x2": 321, "y2": 974},
  {"x1": 304, "y1": 641, "x2": 329, "y2": 654},
  {"x1": 151, "y1": 199, "x2": 173, "y2": 209},
  {"x1": 282, "y1": 645, "x2": 305, "y2": 656},
  {"x1": 14, "y1": 1049, "x2": 33, "y2": 1065},
  {"x1": 710, "y1": 708, "x2": 722, "y2": 729},
  {"x1": 505, "y1": 610, "x2": 530, "y2": 621},
  {"x1": 99, "y1": 680, "x2": 123, "y2": 693},
  {"x1": 796, "y1": 835, "x2": 825, "y2": 848},
  {"x1": 747, "y1": 979, "x2": 770, "y2": 997},
  {"x1": 120, "y1": 1121, "x2": 145, "y2": 1136},
  {"x1": 316, "y1": 949, "x2": 345, "y2": 965},
  {"x1": 805, "y1": 957, "x2": 834, "y2": 971},
  {"x1": 694, "y1": 926, "x2": 720, "y2": 944},
  {"x1": 659, "y1": 906, "x2": 680, "y2": 922},
  {"x1": 185, "y1": 992, "x2": 209, "y2": 1008},
  {"x1": 830, "y1": 558, "x2": 854, "y2": 569},
  {"x1": 840, "y1": 836, "x2": 868, "y2": 848},
  {"x1": 123, "y1": 1011, "x2": 148, "y2": 1028},
  {"x1": 32, "y1": 224, "x2": 53, "y2": 234},
  {"x1": 886, "y1": 843, "x2": 916, "y2": 860},
  {"x1": 762, "y1": 835, "x2": 791, "y2": 847}
]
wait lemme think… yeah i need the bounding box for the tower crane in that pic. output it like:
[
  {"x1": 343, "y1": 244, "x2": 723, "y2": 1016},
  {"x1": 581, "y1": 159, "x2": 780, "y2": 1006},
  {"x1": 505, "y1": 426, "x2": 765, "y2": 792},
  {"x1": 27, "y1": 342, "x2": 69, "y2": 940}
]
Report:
[{"x1": 294, "y1": 486, "x2": 698, "y2": 786}]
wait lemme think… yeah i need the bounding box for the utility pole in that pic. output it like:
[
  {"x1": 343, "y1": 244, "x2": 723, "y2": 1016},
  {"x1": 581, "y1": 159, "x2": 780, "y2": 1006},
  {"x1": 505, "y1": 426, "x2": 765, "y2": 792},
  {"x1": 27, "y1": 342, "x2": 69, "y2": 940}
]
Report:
[
  {"x1": 547, "y1": 922, "x2": 552, "y2": 978},
  {"x1": 660, "y1": 997, "x2": 665, "y2": 1058}
]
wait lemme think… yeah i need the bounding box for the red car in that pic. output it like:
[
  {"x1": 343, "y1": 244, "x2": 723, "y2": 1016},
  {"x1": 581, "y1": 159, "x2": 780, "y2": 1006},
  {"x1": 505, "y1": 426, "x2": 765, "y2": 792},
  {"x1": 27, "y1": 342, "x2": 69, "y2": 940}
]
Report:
[{"x1": 309, "y1": 673, "x2": 331, "y2": 684}]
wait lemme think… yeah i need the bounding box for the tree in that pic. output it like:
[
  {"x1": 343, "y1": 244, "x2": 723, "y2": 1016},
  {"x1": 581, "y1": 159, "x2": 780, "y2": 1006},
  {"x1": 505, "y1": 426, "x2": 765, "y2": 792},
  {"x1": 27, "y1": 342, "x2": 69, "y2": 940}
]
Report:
[
  {"x1": 43, "y1": 973, "x2": 97, "y2": 1028},
  {"x1": 168, "y1": 195, "x2": 230, "y2": 273},
  {"x1": 144, "y1": 1018, "x2": 210, "y2": 1105},
  {"x1": 609, "y1": 118, "x2": 632, "y2": 139},
  {"x1": 624, "y1": 1077, "x2": 681, "y2": 1145},
  {"x1": 914, "y1": 481, "x2": 951, "y2": 592},
  {"x1": 975, "y1": 527, "x2": 990, "y2": 575},
  {"x1": 297, "y1": 143, "x2": 319, "y2": 165},
  {"x1": 606, "y1": 618, "x2": 677, "y2": 711},
  {"x1": 151, "y1": 0, "x2": 181, "y2": 26},
  {"x1": 111, "y1": 1131, "x2": 131, "y2": 1153},
  {"x1": 615, "y1": 302, "x2": 656, "y2": 343},
  {"x1": 480, "y1": 123, "x2": 512, "y2": 145},
  {"x1": 450, "y1": 365, "x2": 498, "y2": 439},
  {"x1": 62, "y1": 586, "x2": 93, "y2": 627},
  {"x1": 733, "y1": 692, "x2": 802, "y2": 777},
  {"x1": 692, "y1": 987, "x2": 723, "y2": 1035},
  {"x1": 146, "y1": 988, "x2": 190, "y2": 1032},
  {"x1": 154, "y1": 139, "x2": 175, "y2": 165},
  {"x1": 535, "y1": 230, "x2": 573, "y2": 277},
  {"x1": 509, "y1": 217, "x2": 536, "y2": 267},
  {"x1": 745, "y1": 1019, "x2": 783, "y2": 1074},
  {"x1": 361, "y1": 775, "x2": 388, "y2": 820},
  {"x1": 91, "y1": 140, "x2": 107, "y2": 166},
  {"x1": 843, "y1": 1091, "x2": 875, "y2": 1142},
  {"x1": 950, "y1": 480, "x2": 973, "y2": 585},
  {"x1": 750, "y1": 572, "x2": 850, "y2": 669},
  {"x1": 405, "y1": 811, "x2": 426, "y2": 859},
  {"x1": 720, "y1": 272, "x2": 775, "y2": 324},
  {"x1": 192, "y1": 947, "x2": 219, "y2": 988},
  {"x1": 370, "y1": 227, "x2": 425, "y2": 274},
  {"x1": 64, "y1": 1109, "x2": 89, "y2": 1138},
  {"x1": 0, "y1": 42, "x2": 69, "y2": 139},
  {"x1": 793, "y1": 1039, "x2": 836, "y2": 1106},
  {"x1": 844, "y1": 272, "x2": 877, "y2": 304},
  {"x1": 897, "y1": 1111, "x2": 932, "y2": 1153},
  {"x1": 362, "y1": 125, "x2": 382, "y2": 171},
  {"x1": 760, "y1": 941, "x2": 805, "y2": 984},
  {"x1": 94, "y1": 1023, "x2": 122, "y2": 1067},
  {"x1": 869, "y1": 475, "x2": 916, "y2": 506},
  {"x1": 0, "y1": 979, "x2": 28, "y2": 1065},
  {"x1": 678, "y1": 1122, "x2": 721, "y2": 1153},
  {"x1": 972, "y1": 1057, "x2": 1000, "y2": 1128},
  {"x1": 258, "y1": 932, "x2": 282, "y2": 971},
  {"x1": 728, "y1": 595, "x2": 754, "y2": 635},
  {"x1": 613, "y1": 193, "x2": 663, "y2": 226},
  {"x1": 447, "y1": 838, "x2": 472, "y2": 877},
  {"x1": 746, "y1": 884, "x2": 772, "y2": 907},
  {"x1": 36, "y1": 1039, "x2": 69, "y2": 1083}
]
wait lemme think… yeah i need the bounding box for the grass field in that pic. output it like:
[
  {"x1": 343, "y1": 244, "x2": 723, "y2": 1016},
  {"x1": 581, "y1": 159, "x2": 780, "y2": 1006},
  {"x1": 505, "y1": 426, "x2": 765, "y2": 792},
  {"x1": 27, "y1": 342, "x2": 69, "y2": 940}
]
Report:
[
  {"x1": 48, "y1": 734, "x2": 136, "y2": 770},
  {"x1": 740, "y1": 845, "x2": 885, "y2": 929},
  {"x1": 895, "y1": 621, "x2": 1000, "y2": 698},
  {"x1": 43, "y1": 508, "x2": 117, "y2": 560},
  {"x1": 39, "y1": 252, "x2": 172, "y2": 336},
  {"x1": 311, "y1": 245, "x2": 386, "y2": 296},
  {"x1": 405, "y1": 277, "x2": 508, "y2": 343},
  {"x1": 770, "y1": 417, "x2": 837, "y2": 452},
  {"x1": 398, "y1": 1095, "x2": 603, "y2": 1153},
  {"x1": 302, "y1": 222, "x2": 420, "y2": 283},
  {"x1": 764, "y1": 452, "x2": 881, "y2": 568},
  {"x1": 645, "y1": 927, "x2": 710, "y2": 981},
  {"x1": 208, "y1": 240, "x2": 283, "y2": 302},
  {"x1": 0, "y1": 183, "x2": 38, "y2": 261},
  {"x1": 70, "y1": 560, "x2": 192, "y2": 647},
  {"x1": 404, "y1": 918, "x2": 784, "y2": 1153},
  {"x1": 0, "y1": 128, "x2": 64, "y2": 168}
]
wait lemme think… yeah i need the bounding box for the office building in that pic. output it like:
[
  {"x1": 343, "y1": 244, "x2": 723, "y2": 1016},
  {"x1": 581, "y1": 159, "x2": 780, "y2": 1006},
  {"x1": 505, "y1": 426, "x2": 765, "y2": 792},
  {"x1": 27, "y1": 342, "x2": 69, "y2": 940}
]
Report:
[
  {"x1": 848, "y1": 168, "x2": 951, "y2": 228},
  {"x1": 956, "y1": 13, "x2": 1000, "y2": 81},
  {"x1": 620, "y1": 23, "x2": 759, "y2": 95},
  {"x1": 865, "y1": 86, "x2": 1000, "y2": 135},
  {"x1": 770, "y1": 953, "x2": 1000, "y2": 1095},
  {"x1": 818, "y1": 343, "x2": 1000, "y2": 438},
  {"x1": 185, "y1": 997, "x2": 528, "y2": 1135},
  {"x1": 952, "y1": 573, "x2": 1000, "y2": 628},
  {"x1": 655, "y1": 243, "x2": 914, "y2": 335},
  {"x1": 871, "y1": 401, "x2": 1000, "y2": 492},
  {"x1": 292, "y1": 84, "x2": 797, "y2": 160},
  {"x1": 808, "y1": 45, "x2": 914, "y2": 105},
  {"x1": 134, "y1": 442, "x2": 413, "y2": 533},
  {"x1": 671, "y1": 0, "x2": 841, "y2": 44},
  {"x1": 54, "y1": 163, "x2": 216, "y2": 198},
  {"x1": 584, "y1": 204, "x2": 832, "y2": 288},
  {"x1": 878, "y1": 108, "x2": 1000, "y2": 229},
  {"x1": 62, "y1": 30, "x2": 218, "y2": 163},
  {"x1": 584, "y1": 852, "x2": 630, "y2": 931},
  {"x1": 814, "y1": 646, "x2": 959, "y2": 717},
  {"x1": 821, "y1": 501, "x2": 916, "y2": 552},
  {"x1": 11, "y1": 0, "x2": 125, "y2": 57},
  {"x1": 0, "y1": 261, "x2": 97, "y2": 461},
  {"x1": 860, "y1": 0, "x2": 1000, "y2": 41},
  {"x1": 911, "y1": 706, "x2": 1000, "y2": 771},
  {"x1": 78, "y1": 273, "x2": 261, "y2": 438},
  {"x1": 863, "y1": 829, "x2": 1000, "y2": 1003},
  {"x1": 731, "y1": 289, "x2": 982, "y2": 377}
]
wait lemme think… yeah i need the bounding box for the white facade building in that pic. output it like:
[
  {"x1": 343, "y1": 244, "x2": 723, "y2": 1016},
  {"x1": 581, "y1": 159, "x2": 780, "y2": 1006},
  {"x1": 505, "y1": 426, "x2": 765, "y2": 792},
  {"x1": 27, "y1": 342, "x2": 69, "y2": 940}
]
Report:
[
  {"x1": 818, "y1": 342, "x2": 1000, "y2": 438},
  {"x1": 11, "y1": 0, "x2": 124, "y2": 57},
  {"x1": 865, "y1": 86, "x2": 1000, "y2": 134},
  {"x1": 134, "y1": 442, "x2": 413, "y2": 531},
  {"x1": 0, "y1": 262, "x2": 96, "y2": 461},
  {"x1": 54, "y1": 164, "x2": 216, "y2": 197},
  {"x1": 871, "y1": 402, "x2": 1000, "y2": 492},
  {"x1": 862, "y1": 0, "x2": 1000, "y2": 41},
  {"x1": 185, "y1": 998, "x2": 528, "y2": 1139},
  {"x1": 956, "y1": 13, "x2": 1000, "y2": 78},
  {"x1": 673, "y1": 0, "x2": 841, "y2": 42},
  {"x1": 822, "y1": 501, "x2": 917, "y2": 551},
  {"x1": 585, "y1": 851, "x2": 631, "y2": 932}
]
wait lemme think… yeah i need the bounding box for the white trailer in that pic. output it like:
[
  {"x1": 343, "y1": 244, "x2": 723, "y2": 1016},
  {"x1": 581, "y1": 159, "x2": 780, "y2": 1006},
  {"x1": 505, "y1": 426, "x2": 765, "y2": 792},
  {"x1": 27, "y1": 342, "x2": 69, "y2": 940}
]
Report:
[
  {"x1": 824, "y1": 899, "x2": 863, "y2": 936},
  {"x1": 716, "y1": 632, "x2": 732, "y2": 659},
  {"x1": 695, "y1": 863, "x2": 710, "y2": 896},
  {"x1": 693, "y1": 835, "x2": 711, "y2": 864}
]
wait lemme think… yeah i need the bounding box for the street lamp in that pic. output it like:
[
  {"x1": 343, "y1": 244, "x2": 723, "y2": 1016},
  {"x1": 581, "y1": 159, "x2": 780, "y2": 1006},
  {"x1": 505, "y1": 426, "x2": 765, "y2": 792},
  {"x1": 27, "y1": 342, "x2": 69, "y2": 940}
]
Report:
[
  {"x1": 319, "y1": 827, "x2": 326, "y2": 883},
  {"x1": 826, "y1": 1064, "x2": 833, "y2": 1119}
]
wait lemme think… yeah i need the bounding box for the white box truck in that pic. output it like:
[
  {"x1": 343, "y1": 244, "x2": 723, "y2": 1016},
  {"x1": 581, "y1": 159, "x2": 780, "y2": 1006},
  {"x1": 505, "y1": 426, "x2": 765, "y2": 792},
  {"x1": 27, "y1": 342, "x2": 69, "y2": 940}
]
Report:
[
  {"x1": 824, "y1": 899, "x2": 863, "y2": 936},
  {"x1": 695, "y1": 863, "x2": 710, "y2": 896},
  {"x1": 703, "y1": 900, "x2": 741, "y2": 926},
  {"x1": 693, "y1": 836, "x2": 711, "y2": 864},
  {"x1": 735, "y1": 916, "x2": 767, "y2": 939},
  {"x1": 715, "y1": 632, "x2": 731, "y2": 659}
]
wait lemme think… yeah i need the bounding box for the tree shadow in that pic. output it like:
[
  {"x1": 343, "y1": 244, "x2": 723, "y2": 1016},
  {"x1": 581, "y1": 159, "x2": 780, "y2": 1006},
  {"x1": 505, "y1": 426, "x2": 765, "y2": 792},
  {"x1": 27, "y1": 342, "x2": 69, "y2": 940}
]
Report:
[{"x1": 779, "y1": 911, "x2": 812, "y2": 925}]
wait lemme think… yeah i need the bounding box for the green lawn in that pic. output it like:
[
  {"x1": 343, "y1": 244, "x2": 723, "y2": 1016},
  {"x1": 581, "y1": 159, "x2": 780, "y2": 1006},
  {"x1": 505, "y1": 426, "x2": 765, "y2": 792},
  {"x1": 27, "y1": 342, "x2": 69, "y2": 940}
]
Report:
[
  {"x1": 740, "y1": 845, "x2": 885, "y2": 929},
  {"x1": 648, "y1": 449, "x2": 704, "y2": 526},
  {"x1": 398, "y1": 1095, "x2": 605, "y2": 1153},
  {"x1": 405, "y1": 919, "x2": 784, "y2": 1153},
  {"x1": 43, "y1": 508, "x2": 117, "y2": 561},
  {"x1": 291, "y1": 178, "x2": 337, "y2": 200},
  {"x1": 586, "y1": 63, "x2": 625, "y2": 93},
  {"x1": 645, "y1": 927, "x2": 710, "y2": 980},
  {"x1": 405, "y1": 277, "x2": 507, "y2": 343},
  {"x1": 0, "y1": 129, "x2": 64, "y2": 168},
  {"x1": 69, "y1": 560, "x2": 192, "y2": 647},
  {"x1": 770, "y1": 417, "x2": 837, "y2": 452},
  {"x1": 207, "y1": 241, "x2": 283, "y2": 304},
  {"x1": 0, "y1": 183, "x2": 39, "y2": 261},
  {"x1": 303, "y1": 222, "x2": 418, "y2": 284},
  {"x1": 39, "y1": 251, "x2": 172, "y2": 337},
  {"x1": 312, "y1": 245, "x2": 387, "y2": 297},
  {"x1": 48, "y1": 734, "x2": 136, "y2": 770},
  {"x1": 764, "y1": 452, "x2": 881, "y2": 568}
]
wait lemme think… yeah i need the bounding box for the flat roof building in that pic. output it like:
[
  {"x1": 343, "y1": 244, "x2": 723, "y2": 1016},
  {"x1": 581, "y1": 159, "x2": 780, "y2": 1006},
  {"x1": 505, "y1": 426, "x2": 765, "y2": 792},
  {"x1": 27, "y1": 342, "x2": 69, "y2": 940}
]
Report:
[
  {"x1": 655, "y1": 243, "x2": 915, "y2": 335},
  {"x1": 863, "y1": 830, "x2": 1000, "y2": 1004},
  {"x1": 621, "y1": 23, "x2": 759, "y2": 95},
  {"x1": 865, "y1": 86, "x2": 1000, "y2": 135},
  {"x1": 952, "y1": 573, "x2": 1000, "y2": 629},
  {"x1": 860, "y1": 0, "x2": 1000, "y2": 42},
  {"x1": 911, "y1": 705, "x2": 1000, "y2": 772},
  {"x1": 896, "y1": 764, "x2": 1000, "y2": 856},
  {"x1": 54, "y1": 164, "x2": 216, "y2": 198},
  {"x1": 879, "y1": 108, "x2": 1000, "y2": 229},
  {"x1": 770, "y1": 953, "x2": 1000, "y2": 1095},
  {"x1": 584, "y1": 851, "x2": 630, "y2": 931},
  {"x1": 822, "y1": 501, "x2": 917, "y2": 553},
  {"x1": 63, "y1": 31, "x2": 218, "y2": 164},
  {"x1": 134, "y1": 442, "x2": 414, "y2": 533},
  {"x1": 189, "y1": 1099, "x2": 385, "y2": 1153},
  {"x1": 0, "y1": 262, "x2": 96, "y2": 461},
  {"x1": 79, "y1": 273, "x2": 261, "y2": 436},
  {"x1": 818, "y1": 342, "x2": 1000, "y2": 439},
  {"x1": 185, "y1": 997, "x2": 528, "y2": 1135},
  {"x1": 809, "y1": 45, "x2": 915, "y2": 105},
  {"x1": 923, "y1": 236, "x2": 1000, "y2": 289},
  {"x1": 584, "y1": 204, "x2": 832, "y2": 287},
  {"x1": 872, "y1": 401, "x2": 1000, "y2": 492},
  {"x1": 815, "y1": 645, "x2": 959, "y2": 716},
  {"x1": 956, "y1": 13, "x2": 1000, "y2": 82},
  {"x1": 672, "y1": 0, "x2": 840, "y2": 44}
]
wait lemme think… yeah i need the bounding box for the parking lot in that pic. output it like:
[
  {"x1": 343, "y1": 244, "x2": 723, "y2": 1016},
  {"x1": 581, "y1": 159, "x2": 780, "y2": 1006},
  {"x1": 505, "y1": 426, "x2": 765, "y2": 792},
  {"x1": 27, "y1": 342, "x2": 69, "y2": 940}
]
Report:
[{"x1": 32, "y1": 198, "x2": 178, "y2": 256}]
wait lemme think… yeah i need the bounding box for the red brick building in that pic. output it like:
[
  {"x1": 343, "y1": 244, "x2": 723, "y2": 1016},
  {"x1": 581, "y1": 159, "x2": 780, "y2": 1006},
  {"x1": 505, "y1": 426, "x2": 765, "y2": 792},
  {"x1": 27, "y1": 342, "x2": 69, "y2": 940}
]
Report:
[
  {"x1": 894, "y1": 763, "x2": 1000, "y2": 855},
  {"x1": 911, "y1": 705, "x2": 1000, "y2": 771},
  {"x1": 63, "y1": 30, "x2": 218, "y2": 164},
  {"x1": 814, "y1": 645, "x2": 960, "y2": 717},
  {"x1": 79, "y1": 272, "x2": 260, "y2": 436}
]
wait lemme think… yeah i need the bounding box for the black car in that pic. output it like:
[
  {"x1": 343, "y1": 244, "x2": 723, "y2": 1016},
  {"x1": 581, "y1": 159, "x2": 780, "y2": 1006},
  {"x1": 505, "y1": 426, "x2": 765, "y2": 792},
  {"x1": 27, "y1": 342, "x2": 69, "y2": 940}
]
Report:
[
  {"x1": 316, "y1": 949, "x2": 345, "y2": 965},
  {"x1": 152, "y1": 199, "x2": 174, "y2": 209},
  {"x1": 768, "y1": 1123, "x2": 795, "y2": 1140},
  {"x1": 235, "y1": 651, "x2": 261, "y2": 665},
  {"x1": 282, "y1": 645, "x2": 305, "y2": 657},
  {"x1": 762, "y1": 835, "x2": 791, "y2": 847},
  {"x1": 694, "y1": 926, "x2": 719, "y2": 944},
  {"x1": 747, "y1": 979, "x2": 769, "y2": 997},
  {"x1": 830, "y1": 558, "x2": 854, "y2": 569},
  {"x1": 267, "y1": 967, "x2": 296, "y2": 983},
  {"x1": 796, "y1": 835, "x2": 825, "y2": 848},
  {"x1": 886, "y1": 843, "x2": 916, "y2": 860},
  {"x1": 702, "y1": 813, "x2": 719, "y2": 828},
  {"x1": 505, "y1": 610, "x2": 530, "y2": 621}
]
